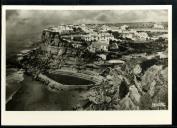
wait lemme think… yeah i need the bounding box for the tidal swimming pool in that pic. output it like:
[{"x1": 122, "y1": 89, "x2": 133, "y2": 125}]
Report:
[{"x1": 46, "y1": 73, "x2": 95, "y2": 85}]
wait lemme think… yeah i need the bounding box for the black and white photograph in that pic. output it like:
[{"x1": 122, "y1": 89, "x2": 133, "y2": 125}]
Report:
[{"x1": 1, "y1": 5, "x2": 172, "y2": 125}]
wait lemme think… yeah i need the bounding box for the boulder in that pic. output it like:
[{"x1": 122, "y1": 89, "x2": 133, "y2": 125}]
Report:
[
  {"x1": 133, "y1": 64, "x2": 142, "y2": 75},
  {"x1": 129, "y1": 85, "x2": 141, "y2": 105},
  {"x1": 105, "y1": 96, "x2": 112, "y2": 103}
]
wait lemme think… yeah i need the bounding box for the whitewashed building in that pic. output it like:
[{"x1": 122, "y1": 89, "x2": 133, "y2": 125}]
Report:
[
  {"x1": 120, "y1": 25, "x2": 129, "y2": 30},
  {"x1": 153, "y1": 24, "x2": 164, "y2": 29},
  {"x1": 82, "y1": 32, "x2": 114, "y2": 42}
]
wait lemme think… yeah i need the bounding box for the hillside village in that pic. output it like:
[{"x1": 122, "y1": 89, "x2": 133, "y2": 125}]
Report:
[{"x1": 13, "y1": 22, "x2": 168, "y2": 110}]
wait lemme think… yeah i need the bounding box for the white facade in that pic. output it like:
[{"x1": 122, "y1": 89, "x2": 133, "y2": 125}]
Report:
[
  {"x1": 120, "y1": 25, "x2": 129, "y2": 30},
  {"x1": 153, "y1": 24, "x2": 164, "y2": 29},
  {"x1": 58, "y1": 25, "x2": 73, "y2": 31},
  {"x1": 100, "y1": 25, "x2": 111, "y2": 32},
  {"x1": 82, "y1": 32, "x2": 114, "y2": 42},
  {"x1": 122, "y1": 30, "x2": 149, "y2": 41},
  {"x1": 135, "y1": 32, "x2": 149, "y2": 40}
]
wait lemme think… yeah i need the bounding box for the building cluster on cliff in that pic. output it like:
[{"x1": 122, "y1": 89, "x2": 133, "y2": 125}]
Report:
[{"x1": 40, "y1": 23, "x2": 167, "y2": 56}]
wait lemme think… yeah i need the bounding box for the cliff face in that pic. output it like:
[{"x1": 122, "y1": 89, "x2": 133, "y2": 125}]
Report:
[{"x1": 81, "y1": 61, "x2": 168, "y2": 110}]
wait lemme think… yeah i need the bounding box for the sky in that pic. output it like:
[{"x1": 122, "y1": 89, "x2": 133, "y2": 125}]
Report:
[
  {"x1": 6, "y1": 10, "x2": 168, "y2": 57},
  {"x1": 6, "y1": 10, "x2": 168, "y2": 25}
]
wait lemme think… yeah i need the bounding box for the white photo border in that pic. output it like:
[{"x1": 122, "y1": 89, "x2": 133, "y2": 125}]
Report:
[{"x1": 1, "y1": 5, "x2": 172, "y2": 125}]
